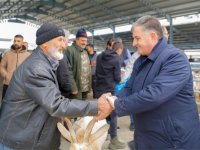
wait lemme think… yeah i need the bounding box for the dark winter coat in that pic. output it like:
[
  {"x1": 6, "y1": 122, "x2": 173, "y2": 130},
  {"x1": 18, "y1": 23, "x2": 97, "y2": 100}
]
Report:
[
  {"x1": 0, "y1": 47, "x2": 98, "y2": 150},
  {"x1": 57, "y1": 54, "x2": 74, "y2": 98},
  {"x1": 95, "y1": 49, "x2": 121, "y2": 97},
  {"x1": 115, "y1": 39, "x2": 200, "y2": 150},
  {"x1": 66, "y1": 42, "x2": 91, "y2": 99}
]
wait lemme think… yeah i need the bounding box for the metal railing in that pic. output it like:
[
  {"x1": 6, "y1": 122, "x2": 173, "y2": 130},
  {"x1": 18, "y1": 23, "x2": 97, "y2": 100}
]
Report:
[{"x1": 193, "y1": 74, "x2": 200, "y2": 106}]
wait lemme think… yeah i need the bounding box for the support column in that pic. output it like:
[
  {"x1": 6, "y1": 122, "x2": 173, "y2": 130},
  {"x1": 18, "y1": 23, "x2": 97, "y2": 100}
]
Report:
[
  {"x1": 169, "y1": 16, "x2": 173, "y2": 44},
  {"x1": 91, "y1": 30, "x2": 94, "y2": 45},
  {"x1": 112, "y1": 25, "x2": 115, "y2": 38}
]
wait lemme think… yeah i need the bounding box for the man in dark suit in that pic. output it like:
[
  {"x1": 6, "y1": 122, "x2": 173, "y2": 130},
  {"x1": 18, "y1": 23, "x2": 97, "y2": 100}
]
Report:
[{"x1": 106, "y1": 15, "x2": 200, "y2": 150}]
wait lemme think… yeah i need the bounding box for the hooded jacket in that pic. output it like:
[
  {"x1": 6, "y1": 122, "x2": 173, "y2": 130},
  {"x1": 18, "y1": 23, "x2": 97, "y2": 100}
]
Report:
[
  {"x1": 95, "y1": 49, "x2": 121, "y2": 97},
  {"x1": 0, "y1": 45, "x2": 30, "y2": 85}
]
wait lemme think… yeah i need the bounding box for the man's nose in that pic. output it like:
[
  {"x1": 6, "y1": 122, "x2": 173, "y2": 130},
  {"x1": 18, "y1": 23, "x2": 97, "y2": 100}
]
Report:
[{"x1": 132, "y1": 40, "x2": 136, "y2": 46}]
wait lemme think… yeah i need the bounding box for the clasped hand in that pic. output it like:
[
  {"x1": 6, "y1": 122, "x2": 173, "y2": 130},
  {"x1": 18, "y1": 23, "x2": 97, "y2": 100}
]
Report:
[{"x1": 95, "y1": 93, "x2": 117, "y2": 121}]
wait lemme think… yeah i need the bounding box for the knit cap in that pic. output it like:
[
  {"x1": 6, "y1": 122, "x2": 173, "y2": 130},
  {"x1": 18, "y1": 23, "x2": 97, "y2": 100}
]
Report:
[
  {"x1": 36, "y1": 23, "x2": 65, "y2": 45},
  {"x1": 76, "y1": 28, "x2": 87, "y2": 38}
]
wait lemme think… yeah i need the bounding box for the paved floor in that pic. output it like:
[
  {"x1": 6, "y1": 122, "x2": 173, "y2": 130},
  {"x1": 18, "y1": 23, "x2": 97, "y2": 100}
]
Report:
[{"x1": 60, "y1": 116, "x2": 134, "y2": 150}]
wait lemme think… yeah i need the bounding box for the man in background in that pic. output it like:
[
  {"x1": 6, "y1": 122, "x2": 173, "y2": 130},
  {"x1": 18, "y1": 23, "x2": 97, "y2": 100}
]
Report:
[
  {"x1": 66, "y1": 28, "x2": 91, "y2": 100},
  {"x1": 0, "y1": 34, "x2": 30, "y2": 98},
  {"x1": 23, "y1": 41, "x2": 29, "y2": 50},
  {"x1": 96, "y1": 41, "x2": 126, "y2": 150},
  {"x1": 161, "y1": 25, "x2": 169, "y2": 41},
  {"x1": 86, "y1": 43, "x2": 98, "y2": 98}
]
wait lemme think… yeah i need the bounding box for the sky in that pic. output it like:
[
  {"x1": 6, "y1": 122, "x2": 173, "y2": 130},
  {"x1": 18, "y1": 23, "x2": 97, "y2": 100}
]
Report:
[{"x1": 0, "y1": 22, "x2": 38, "y2": 50}]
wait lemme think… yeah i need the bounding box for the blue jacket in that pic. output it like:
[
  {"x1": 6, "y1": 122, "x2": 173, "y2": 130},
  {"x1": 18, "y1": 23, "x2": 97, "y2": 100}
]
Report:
[{"x1": 115, "y1": 39, "x2": 200, "y2": 150}]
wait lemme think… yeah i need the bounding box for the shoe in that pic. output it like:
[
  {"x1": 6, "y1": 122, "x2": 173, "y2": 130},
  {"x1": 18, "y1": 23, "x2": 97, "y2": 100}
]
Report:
[
  {"x1": 106, "y1": 134, "x2": 110, "y2": 141},
  {"x1": 129, "y1": 123, "x2": 134, "y2": 131},
  {"x1": 108, "y1": 137, "x2": 126, "y2": 149},
  {"x1": 128, "y1": 140, "x2": 135, "y2": 150}
]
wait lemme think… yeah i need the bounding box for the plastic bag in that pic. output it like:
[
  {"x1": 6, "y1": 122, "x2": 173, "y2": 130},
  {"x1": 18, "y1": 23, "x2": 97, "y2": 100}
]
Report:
[{"x1": 115, "y1": 78, "x2": 129, "y2": 94}]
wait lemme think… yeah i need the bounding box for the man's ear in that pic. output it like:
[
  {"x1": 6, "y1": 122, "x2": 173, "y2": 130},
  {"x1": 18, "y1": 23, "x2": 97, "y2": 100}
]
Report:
[
  {"x1": 150, "y1": 32, "x2": 159, "y2": 42},
  {"x1": 40, "y1": 42, "x2": 49, "y2": 52}
]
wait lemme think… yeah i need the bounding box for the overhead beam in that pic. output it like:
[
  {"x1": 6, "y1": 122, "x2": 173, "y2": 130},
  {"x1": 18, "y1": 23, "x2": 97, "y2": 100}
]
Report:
[
  {"x1": 0, "y1": 1, "x2": 29, "y2": 7},
  {"x1": 14, "y1": 15, "x2": 37, "y2": 21},
  {"x1": 27, "y1": 8, "x2": 48, "y2": 16},
  {"x1": 37, "y1": 0, "x2": 65, "y2": 9},
  {"x1": 8, "y1": 18, "x2": 25, "y2": 24},
  {"x1": 64, "y1": 1, "x2": 118, "y2": 31},
  {"x1": 0, "y1": 1, "x2": 36, "y2": 20},
  {"x1": 85, "y1": 0, "x2": 132, "y2": 24},
  {"x1": 0, "y1": 38, "x2": 12, "y2": 42},
  {"x1": 175, "y1": 43, "x2": 200, "y2": 49},
  {"x1": 136, "y1": 0, "x2": 199, "y2": 44}
]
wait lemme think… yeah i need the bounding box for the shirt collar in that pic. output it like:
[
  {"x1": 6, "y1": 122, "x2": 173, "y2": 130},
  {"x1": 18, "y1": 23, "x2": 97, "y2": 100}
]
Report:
[
  {"x1": 38, "y1": 47, "x2": 59, "y2": 70},
  {"x1": 147, "y1": 38, "x2": 168, "y2": 62}
]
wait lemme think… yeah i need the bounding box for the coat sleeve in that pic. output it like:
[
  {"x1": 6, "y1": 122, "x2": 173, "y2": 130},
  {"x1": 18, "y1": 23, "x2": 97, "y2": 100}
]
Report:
[
  {"x1": 24, "y1": 64, "x2": 98, "y2": 118},
  {"x1": 115, "y1": 51, "x2": 191, "y2": 116},
  {"x1": 65, "y1": 49, "x2": 78, "y2": 92}
]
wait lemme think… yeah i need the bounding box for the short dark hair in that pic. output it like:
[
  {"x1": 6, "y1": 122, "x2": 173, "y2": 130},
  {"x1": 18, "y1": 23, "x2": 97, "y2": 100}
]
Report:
[
  {"x1": 112, "y1": 42, "x2": 123, "y2": 52},
  {"x1": 107, "y1": 38, "x2": 115, "y2": 47},
  {"x1": 87, "y1": 43, "x2": 94, "y2": 48},
  {"x1": 14, "y1": 34, "x2": 24, "y2": 39},
  {"x1": 115, "y1": 37, "x2": 122, "y2": 43}
]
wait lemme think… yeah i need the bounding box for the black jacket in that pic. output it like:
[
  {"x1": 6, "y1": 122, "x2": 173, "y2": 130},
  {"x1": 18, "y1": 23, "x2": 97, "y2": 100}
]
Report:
[
  {"x1": 0, "y1": 47, "x2": 98, "y2": 150},
  {"x1": 57, "y1": 54, "x2": 73, "y2": 97},
  {"x1": 95, "y1": 49, "x2": 121, "y2": 97}
]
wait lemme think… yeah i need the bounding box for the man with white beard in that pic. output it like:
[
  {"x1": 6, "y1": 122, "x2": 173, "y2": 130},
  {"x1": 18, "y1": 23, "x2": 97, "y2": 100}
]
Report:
[{"x1": 0, "y1": 23, "x2": 113, "y2": 150}]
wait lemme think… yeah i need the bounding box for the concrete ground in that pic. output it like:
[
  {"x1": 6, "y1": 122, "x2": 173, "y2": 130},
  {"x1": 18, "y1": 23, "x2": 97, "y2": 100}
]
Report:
[{"x1": 60, "y1": 116, "x2": 134, "y2": 150}]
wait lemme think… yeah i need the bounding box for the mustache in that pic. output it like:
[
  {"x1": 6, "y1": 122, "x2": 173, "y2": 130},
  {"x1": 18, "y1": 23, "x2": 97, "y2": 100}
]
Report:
[{"x1": 14, "y1": 44, "x2": 20, "y2": 47}]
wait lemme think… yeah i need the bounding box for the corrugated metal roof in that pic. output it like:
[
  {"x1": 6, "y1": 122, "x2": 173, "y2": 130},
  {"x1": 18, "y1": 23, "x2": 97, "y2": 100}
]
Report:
[{"x1": 0, "y1": 0, "x2": 200, "y2": 50}]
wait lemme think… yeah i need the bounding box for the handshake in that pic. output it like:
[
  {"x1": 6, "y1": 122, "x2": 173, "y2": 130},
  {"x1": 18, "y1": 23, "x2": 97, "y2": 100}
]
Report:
[{"x1": 96, "y1": 93, "x2": 117, "y2": 121}]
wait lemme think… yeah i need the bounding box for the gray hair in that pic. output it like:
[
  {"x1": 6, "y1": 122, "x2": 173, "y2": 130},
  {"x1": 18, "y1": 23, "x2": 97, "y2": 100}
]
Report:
[
  {"x1": 161, "y1": 25, "x2": 169, "y2": 40},
  {"x1": 114, "y1": 37, "x2": 122, "y2": 43},
  {"x1": 131, "y1": 15, "x2": 163, "y2": 39}
]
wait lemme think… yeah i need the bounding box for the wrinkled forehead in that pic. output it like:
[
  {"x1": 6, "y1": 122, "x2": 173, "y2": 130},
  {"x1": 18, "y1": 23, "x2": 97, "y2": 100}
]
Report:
[
  {"x1": 132, "y1": 25, "x2": 152, "y2": 37},
  {"x1": 77, "y1": 37, "x2": 87, "y2": 42},
  {"x1": 14, "y1": 37, "x2": 23, "y2": 41},
  {"x1": 132, "y1": 26, "x2": 143, "y2": 36}
]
